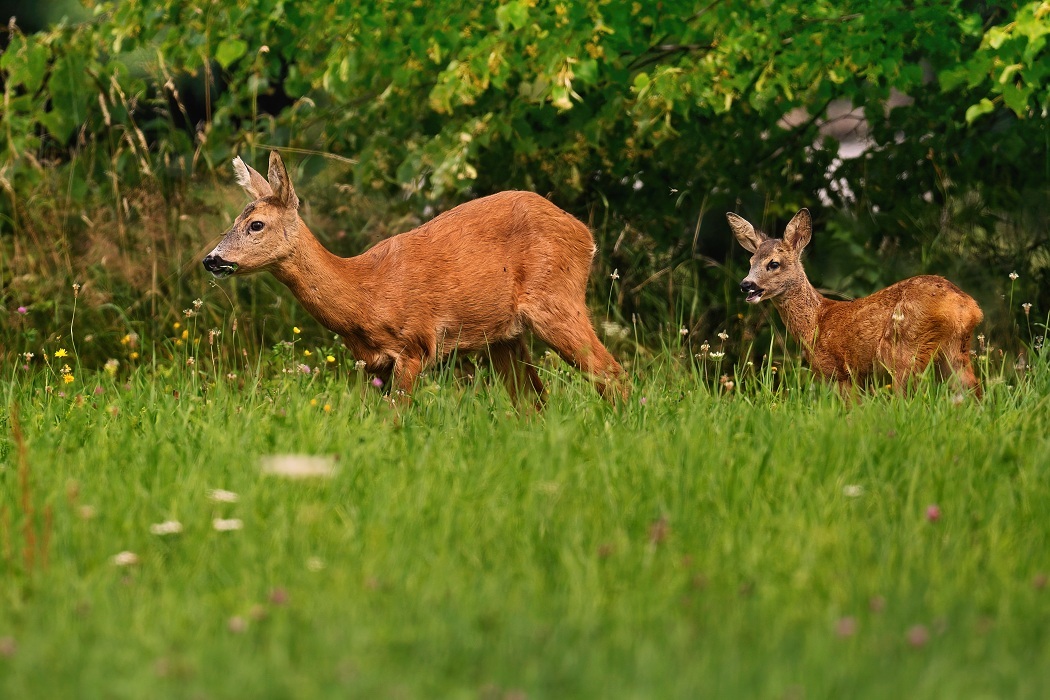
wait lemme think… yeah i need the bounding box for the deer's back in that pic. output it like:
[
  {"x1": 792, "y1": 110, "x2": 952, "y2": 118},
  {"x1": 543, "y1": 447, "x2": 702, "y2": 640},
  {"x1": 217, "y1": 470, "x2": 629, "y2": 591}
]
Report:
[
  {"x1": 350, "y1": 191, "x2": 595, "y2": 352},
  {"x1": 814, "y1": 275, "x2": 982, "y2": 379},
  {"x1": 364, "y1": 191, "x2": 592, "y2": 287}
]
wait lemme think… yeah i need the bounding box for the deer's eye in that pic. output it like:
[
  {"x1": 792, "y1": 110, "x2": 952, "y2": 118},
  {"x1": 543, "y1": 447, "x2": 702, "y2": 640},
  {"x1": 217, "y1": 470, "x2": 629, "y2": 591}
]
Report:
[
  {"x1": 767, "y1": 260, "x2": 780, "y2": 271},
  {"x1": 249, "y1": 221, "x2": 265, "y2": 233}
]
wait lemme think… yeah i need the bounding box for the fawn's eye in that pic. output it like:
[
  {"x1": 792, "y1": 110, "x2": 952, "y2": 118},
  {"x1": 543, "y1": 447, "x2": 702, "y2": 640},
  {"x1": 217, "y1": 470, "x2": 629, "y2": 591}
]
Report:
[
  {"x1": 249, "y1": 220, "x2": 265, "y2": 233},
  {"x1": 767, "y1": 260, "x2": 780, "y2": 271}
]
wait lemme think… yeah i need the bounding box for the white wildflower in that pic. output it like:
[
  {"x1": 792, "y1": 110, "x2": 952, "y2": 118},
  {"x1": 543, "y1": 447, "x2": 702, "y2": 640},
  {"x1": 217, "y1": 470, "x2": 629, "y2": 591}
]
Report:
[
  {"x1": 842, "y1": 484, "x2": 864, "y2": 498},
  {"x1": 208, "y1": 488, "x2": 239, "y2": 503},
  {"x1": 112, "y1": 551, "x2": 139, "y2": 566},
  {"x1": 261, "y1": 455, "x2": 337, "y2": 479},
  {"x1": 601, "y1": 320, "x2": 630, "y2": 339},
  {"x1": 212, "y1": 518, "x2": 244, "y2": 532},
  {"x1": 149, "y1": 520, "x2": 184, "y2": 536}
]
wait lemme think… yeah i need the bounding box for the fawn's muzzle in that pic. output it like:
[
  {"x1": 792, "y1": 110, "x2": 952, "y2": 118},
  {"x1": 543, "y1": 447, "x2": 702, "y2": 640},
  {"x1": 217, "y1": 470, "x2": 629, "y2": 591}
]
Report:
[
  {"x1": 203, "y1": 255, "x2": 239, "y2": 278},
  {"x1": 740, "y1": 280, "x2": 763, "y2": 304}
]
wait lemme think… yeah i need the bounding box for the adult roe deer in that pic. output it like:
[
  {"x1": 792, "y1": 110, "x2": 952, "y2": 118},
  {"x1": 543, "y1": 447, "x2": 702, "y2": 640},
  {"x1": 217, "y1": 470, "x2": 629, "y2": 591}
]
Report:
[
  {"x1": 203, "y1": 151, "x2": 628, "y2": 405},
  {"x1": 727, "y1": 208, "x2": 983, "y2": 398}
]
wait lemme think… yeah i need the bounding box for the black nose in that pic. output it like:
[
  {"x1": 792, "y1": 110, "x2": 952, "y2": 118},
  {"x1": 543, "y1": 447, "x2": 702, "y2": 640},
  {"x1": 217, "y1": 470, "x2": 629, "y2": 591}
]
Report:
[
  {"x1": 740, "y1": 280, "x2": 757, "y2": 294},
  {"x1": 203, "y1": 255, "x2": 238, "y2": 277}
]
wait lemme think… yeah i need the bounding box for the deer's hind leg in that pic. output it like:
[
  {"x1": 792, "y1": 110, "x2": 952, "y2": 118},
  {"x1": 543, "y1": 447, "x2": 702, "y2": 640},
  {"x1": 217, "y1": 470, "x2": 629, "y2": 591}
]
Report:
[
  {"x1": 888, "y1": 338, "x2": 941, "y2": 395},
  {"x1": 488, "y1": 338, "x2": 546, "y2": 409},
  {"x1": 524, "y1": 302, "x2": 629, "y2": 402},
  {"x1": 935, "y1": 337, "x2": 982, "y2": 399}
]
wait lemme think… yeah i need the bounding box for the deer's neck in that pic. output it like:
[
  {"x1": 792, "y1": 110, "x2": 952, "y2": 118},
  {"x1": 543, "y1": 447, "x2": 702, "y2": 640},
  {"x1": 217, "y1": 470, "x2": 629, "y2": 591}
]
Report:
[
  {"x1": 271, "y1": 224, "x2": 367, "y2": 335},
  {"x1": 772, "y1": 278, "x2": 825, "y2": 348}
]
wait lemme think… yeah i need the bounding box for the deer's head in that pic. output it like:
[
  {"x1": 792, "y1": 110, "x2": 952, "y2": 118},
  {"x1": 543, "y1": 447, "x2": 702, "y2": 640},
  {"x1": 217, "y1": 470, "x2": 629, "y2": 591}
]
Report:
[
  {"x1": 203, "y1": 151, "x2": 301, "y2": 278},
  {"x1": 727, "y1": 209, "x2": 812, "y2": 304}
]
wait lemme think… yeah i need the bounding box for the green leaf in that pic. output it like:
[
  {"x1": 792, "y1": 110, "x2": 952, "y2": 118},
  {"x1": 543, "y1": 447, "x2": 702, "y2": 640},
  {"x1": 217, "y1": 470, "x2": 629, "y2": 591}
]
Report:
[
  {"x1": 1001, "y1": 81, "x2": 1030, "y2": 115},
  {"x1": 999, "y1": 63, "x2": 1023, "y2": 84},
  {"x1": 0, "y1": 32, "x2": 24, "y2": 71},
  {"x1": 39, "y1": 109, "x2": 75, "y2": 143},
  {"x1": 496, "y1": 1, "x2": 529, "y2": 32},
  {"x1": 964, "y1": 97, "x2": 995, "y2": 124},
  {"x1": 215, "y1": 38, "x2": 248, "y2": 69},
  {"x1": 575, "y1": 58, "x2": 598, "y2": 86},
  {"x1": 986, "y1": 26, "x2": 1009, "y2": 50},
  {"x1": 1, "y1": 35, "x2": 49, "y2": 93}
]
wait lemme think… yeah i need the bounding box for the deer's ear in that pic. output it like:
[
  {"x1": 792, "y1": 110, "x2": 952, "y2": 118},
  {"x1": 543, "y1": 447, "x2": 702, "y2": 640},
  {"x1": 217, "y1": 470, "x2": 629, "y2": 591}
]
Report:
[
  {"x1": 727, "y1": 213, "x2": 766, "y2": 253},
  {"x1": 232, "y1": 157, "x2": 272, "y2": 200},
  {"x1": 784, "y1": 209, "x2": 812, "y2": 251},
  {"x1": 267, "y1": 151, "x2": 300, "y2": 210}
]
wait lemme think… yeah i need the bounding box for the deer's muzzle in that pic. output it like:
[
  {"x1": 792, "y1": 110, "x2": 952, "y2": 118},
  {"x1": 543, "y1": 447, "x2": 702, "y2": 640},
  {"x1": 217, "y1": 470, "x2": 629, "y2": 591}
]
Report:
[
  {"x1": 740, "y1": 280, "x2": 764, "y2": 304},
  {"x1": 203, "y1": 254, "x2": 239, "y2": 278}
]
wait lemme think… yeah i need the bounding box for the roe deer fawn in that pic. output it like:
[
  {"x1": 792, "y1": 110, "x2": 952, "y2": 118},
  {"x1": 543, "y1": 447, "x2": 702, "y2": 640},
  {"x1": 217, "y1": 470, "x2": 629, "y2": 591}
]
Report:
[
  {"x1": 203, "y1": 151, "x2": 628, "y2": 405},
  {"x1": 727, "y1": 208, "x2": 983, "y2": 398}
]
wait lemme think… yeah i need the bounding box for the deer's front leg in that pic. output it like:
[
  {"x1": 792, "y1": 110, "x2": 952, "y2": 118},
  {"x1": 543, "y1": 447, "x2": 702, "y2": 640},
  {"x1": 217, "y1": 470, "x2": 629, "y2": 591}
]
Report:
[{"x1": 392, "y1": 353, "x2": 424, "y2": 397}]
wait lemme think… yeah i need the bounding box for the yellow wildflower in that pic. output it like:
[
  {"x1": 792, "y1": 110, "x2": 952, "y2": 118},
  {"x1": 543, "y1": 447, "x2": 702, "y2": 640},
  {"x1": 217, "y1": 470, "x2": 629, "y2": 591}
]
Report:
[
  {"x1": 55, "y1": 348, "x2": 69, "y2": 358},
  {"x1": 310, "y1": 399, "x2": 318, "y2": 406},
  {"x1": 174, "y1": 322, "x2": 181, "y2": 330},
  {"x1": 293, "y1": 327, "x2": 301, "y2": 335},
  {"x1": 181, "y1": 329, "x2": 189, "y2": 340},
  {"x1": 303, "y1": 349, "x2": 312, "y2": 357},
  {"x1": 323, "y1": 404, "x2": 331, "y2": 412},
  {"x1": 62, "y1": 374, "x2": 75, "y2": 384},
  {"x1": 129, "y1": 352, "x2": 140, "y2": 360},
  {"x1": 326, "y1": 355, "x2": 335, "y2": 364}
]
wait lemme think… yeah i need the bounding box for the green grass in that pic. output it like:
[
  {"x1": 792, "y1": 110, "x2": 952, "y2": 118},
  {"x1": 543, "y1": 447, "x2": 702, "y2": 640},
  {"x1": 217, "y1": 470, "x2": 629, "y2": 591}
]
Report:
[{"x1": 2, "y1": 348, "x2": 1050, "y2": 699}]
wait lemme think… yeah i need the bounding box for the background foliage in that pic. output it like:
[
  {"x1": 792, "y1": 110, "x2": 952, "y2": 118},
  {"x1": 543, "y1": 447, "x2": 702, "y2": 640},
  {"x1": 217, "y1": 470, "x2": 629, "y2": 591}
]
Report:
[{"x1": 0, "y1": 0, "x2": 1048, "y2": 363}]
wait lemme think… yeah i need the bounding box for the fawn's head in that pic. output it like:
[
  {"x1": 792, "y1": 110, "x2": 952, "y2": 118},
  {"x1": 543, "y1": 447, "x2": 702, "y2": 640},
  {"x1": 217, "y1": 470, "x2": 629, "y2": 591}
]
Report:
[
  {"x1": 203, "y1": 151, "x2": 301, "y2": 277},
  {"x1": 727, "y1": 208, "x2": 812, "y2": 303}
]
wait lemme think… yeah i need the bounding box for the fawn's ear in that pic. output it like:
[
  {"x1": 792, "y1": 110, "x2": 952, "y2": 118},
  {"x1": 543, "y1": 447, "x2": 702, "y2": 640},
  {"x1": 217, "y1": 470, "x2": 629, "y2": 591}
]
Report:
[
  {"x1": 783, "y1": 208, "x2": 812, "y2": 252},
  {"x1": 727, "y1": 213, "x2": 767, "y2": 253},
  {"x1": 232, "y1": 157, "x2": 273, "y2": 200},
  {"x1": 267, "y1": 151, "x2": 300, "y2": 210}
]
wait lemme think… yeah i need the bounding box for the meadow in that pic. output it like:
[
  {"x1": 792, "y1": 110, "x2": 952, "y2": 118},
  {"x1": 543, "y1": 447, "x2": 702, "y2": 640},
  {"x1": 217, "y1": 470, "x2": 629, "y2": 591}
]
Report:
[{"x1": 2, "y1": 325, "x2": 1049, "y2": 699}]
